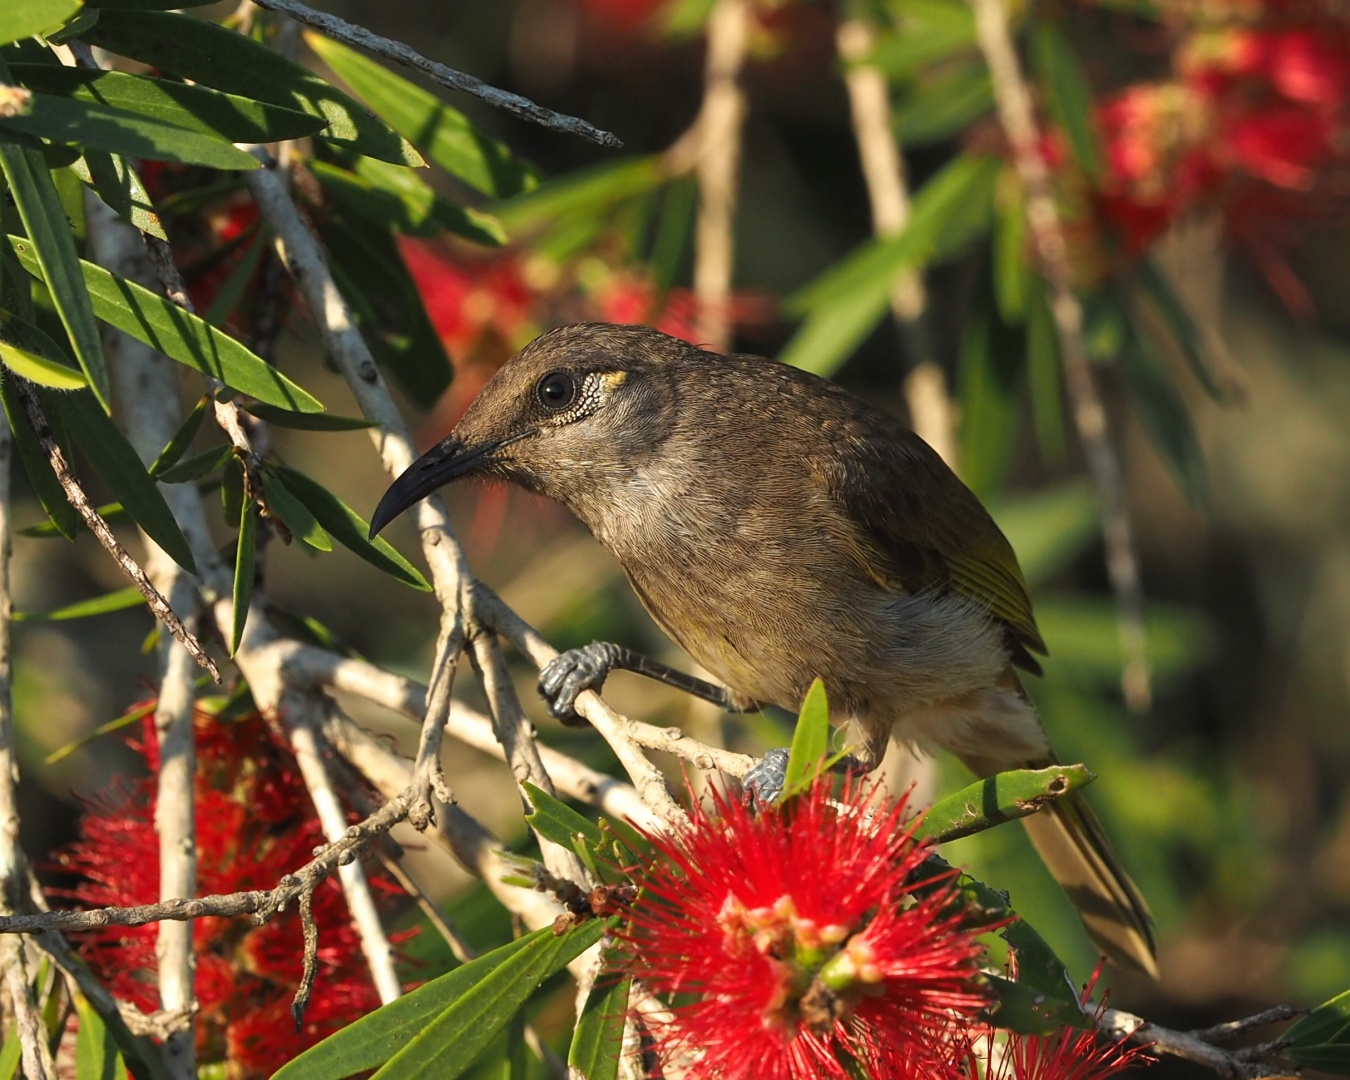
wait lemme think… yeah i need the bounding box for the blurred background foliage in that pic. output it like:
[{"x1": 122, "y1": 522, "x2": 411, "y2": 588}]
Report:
[{"x1": 7, "y1": 0, "x2": 1350, "y2": 1074}]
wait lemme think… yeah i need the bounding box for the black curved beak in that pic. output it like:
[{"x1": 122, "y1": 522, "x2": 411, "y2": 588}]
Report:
[{"x1": 369, "y1": 435, "x2": 510, "y2": 538}]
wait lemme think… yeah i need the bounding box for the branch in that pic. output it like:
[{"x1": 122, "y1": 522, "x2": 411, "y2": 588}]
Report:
[
  {"x1": 0, "y1": 389, "x2": 53, "y2": 1080},
  {"x1": 968, "y1": 0, "x2": 1151, "y2": 711},
  {"x1": 1100, "y1": 1005, "x2": 1305, "y2": 1079},
  {"x1": 0, "y1": 788, "x2": 414, "y2": 937},
  {"x1": 836, "y1": 13, "x2": 956, "y2": 469},
  {"x1": 10, "y1": 383, "x2": 221, "y2": 682},
  {"x1": 248, "y1": 0, "x2": 621, "y2": 147},
  {"x1": 692, "y1": 0, "x2": 750, "y2": 351},
  {"x1": 89, "y1": 193, "x2": 200, "y2": 1079}
]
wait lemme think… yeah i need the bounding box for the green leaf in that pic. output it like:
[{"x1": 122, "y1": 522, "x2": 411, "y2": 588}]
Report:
[
  {"x1": 0, "y1": 0, "x2": 81, "y2": 46},
  {"x1": 1036, "y1": 594, "x2": 1213, "y2": 682},
  {"x1": 522, "y1": 781, "x2": 605, "y2": 853},
  {"x1": 306, "y1": 32, "x2": 533, "y2": 198},
  {"x1": 1133, "y1": 256, "x2": 1225, "y2": 399},
  {"x1": 0, "y1": 92, "x2": 260, "y2": 169},
  {"x1": 276, "y1": 921, "x2": 609, "y2": 1080},
  {"x1": 984, "y1": 972, "x2": 1088, "y2": 1035},
  {"x1": 1024, "y1": 278, "x2": 1066, "y2": 464},
  {"x1": 262, "y1": 469, "x2": 332, "y2": 552},
  {"x1": 1119, "y1": 323, "x2": 1209, "y2": 506},
  {"x1": 0, "y1": 309, "x2": 87, "y2": 388},
  {"x1": 781, "y1": 678, "x2": 831, "y2": 799},
  {"x1": 0, "y1": 373, "x2": 79, "y2": 537},
  {"x1": 271, "y1": 465, "x2": 431, "y2": 591},
  {"x1": 70, "y1": 150, "x2": 166, "y2": 240},
  {"x1": 10, "y1": 65, "x2": 329, "y2": 143},
  {"x1": 82, "y1": 10, "x2": 421, "y2": 166},
  {"x1": 569, "y1": 969, "x2": 630, "y2": 1080},
  {"x1": 991, "y1": 180, "x2": 1028, "y2": 324},
  {"x1": 993, "y1": 481, "x2": 1098, "y2": 587},
  {"x1": 1030, "y1": 19, "x2": 1101, "y2": 179},
  {"x1": 956, "y1": 294, "x2": 1021, "y2": 501},
  {"x1": 913, "y1": 764, "x2": 1095, "y2": 844},
  {"x1": 243, "y1": 402, "x2": 376, "y2": 430},
  {"x1": 47, "y1": 387, "x2": 197, "y2": 572},
  {"x1": 373, "y1": 921, "x2": 610, "y2": 1080},
  {"x1": 9, "y1": 234, "x2": 326, "y2": 412},
  {"x1": 868, "y1": 0, "x2": 977, "y2": 79},
  {"x1": 781, "y1": 154, "x2": 1001, "y2": 377},
  {"x1": 0, "y1": 127, "x2": 111, "y2": 409},
  {"x1": 155, "y1": 444, "x2": 231, "y2": 484},
  {"x1": 1284, "y1": 989, "x2": 1350, "y2": 1072},
  {"x1": 231, "y1": 496, "x2": 255, "y2": 655},
  {"x1": 0, "y1": 1024, "x2": 18, "y2": 1080},
  {"x1": 15, "y1": 585, "x2": 142, "y2": 621},
  {"x1": 200, "y1": 228, "x2": 263, "y2": 330},
  {"x1": 496, "y1": 156, "x2": 663, "y2": 232},
  {"x1": 148, "y1": 395, "x2": 208, "y2": 477},
  {"x1": 74, "y1": 991, "x2": 123, "y2": 1080},
  {"x1": 893, "y1": 63, "x2": 993, "y2": 147}
]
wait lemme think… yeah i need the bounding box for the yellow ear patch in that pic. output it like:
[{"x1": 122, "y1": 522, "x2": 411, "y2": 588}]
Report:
[{"x1": 598, "y1": 371, "x2": 629, "y2": 392}]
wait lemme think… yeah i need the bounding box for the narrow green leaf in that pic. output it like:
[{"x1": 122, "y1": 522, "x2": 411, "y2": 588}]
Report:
[
  {"x1": 956, "y1": 295, "x2": 1021, "y2": 501},
  {"x1": 0, "y1": 129, "x2": 111, "y2": 409},
  {"x1": 263, "y1": 469, "x2": 332, "y2": 552},
  {"x1": 1036, "y1": 595, "x2": 1213, "y2": 682},
  {"x1": 0, "y1": 0, "x2": 81, "y2": 46},
  {"x1": 569, "y1": 970, "x2": 630, "y2": 1080},
  {"x1": 271, "y1": 465, "x2": 431, "y2": 591},
  {"x1": 868, "y1": 0, "x2": 977, "y2": 79},
  {"x1": 10, "y1": 65, "x2": 329, "y2": 143},
  {"x1": 83, "y1": 11, "x2": 421, "y2": 165},
  {"x1": 70, "y1": 150, "x2": 166, "y2": 240},
  {"x1": 201, "y1": 230, "x2": 263, "y2": 330},
  {"x1": 781, "y1": 155, "x2": 1001, "y2": 377},
  {"x1": 9, "y1": 235, "x2": 326, "y2": 413},
  {"x1": 306, "y1": 32, "x2": 533, "y2": 198},
  {"x1": 46, "y1": 697, "x2": 155, "y2": 764},
  {"x1": 913, "y1": 764, "x2": 1095, "y2": 844},
  {"x1": 243, "y1": 402, "x2": 376, "y2": 430},
  {"x1": 231, "y1": 496, "x2": 256, "y2": 655},
  {"x1": 0, "y1": 1025, "x2": 19, "y2": 1080},
  {"x1": 373, "y1": 922, "x2": 609, "y2": 1080},
  {"x1": 86, "y1": 0, "x2": 220, "y2": 8},
  {"x1": 991, "y1": 181, "x2": 1028, "y2": 324},
  {"x1": 893, "y1": 63, "x2": 993, "y2": 147},
  {"x1": 993, "y1": 481, "x2": 1098, "y2": 587},
  {"x1": 148, "y1": 395, "x2": 208, "y2": 477},
  {"x1": 1133, "y1": 256, "x2": 1225, "y2": 399},
  {"x1": 984, "y1": 972, "x2": 1088, "y2": 1035},
  {"x1": 1119, "y1": 323, "x2": 1209, "y2": 506},
  {"x1": 1285, "y1": 987, "x2": 1350, "y2": 1071},
  {"x1": 75, "y1": 992, "x2": 123, "y2": 1080},
  {"x1": 0, "y1": 92, "x2": 260, "y2": 170},
  {"x1": 15, "y1": 585, "x2": 142, "y2": 621},
  {"x1": 782, "y1": 678, "x2": 831, "y2": 800},
  {"x1": 1025, "y1": 278, "x2": 1066, "y2": 464},
  {"x1": 19, "y1": 502, "x2": 125, "y2": 538},
  {"x1": 156, "y1": 444, "x2": 231, "y2": 484},
  {"x1": 0, "y1": 309, "x2": 87, "y2": 388},
  {"x1": 275, "y1": 922, "x2": 609, "y2": 1080},
  {"x1": 0, "y1": 374, "x2": 79, "y2": 537},
  {"x1": 46, "y1": 388, "x2": 196, "y2": 572},
  {"x1": 497, "y1": 156, "x2": 663, "y2": 232},
  {"x1": 522, "y1": 781, "x2": 605, "y2": 855},
  {"x1": 1030, "y1": 20, "x2": 1102, "y2": 179}
]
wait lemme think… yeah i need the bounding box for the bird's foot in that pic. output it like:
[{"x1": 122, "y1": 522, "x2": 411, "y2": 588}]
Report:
[
  {"x1": 538, "y1": 641, "x2": 622, "y2": 723},
  {"x1": 742, "y1": 749, "x2": 872, "y2": 806}
]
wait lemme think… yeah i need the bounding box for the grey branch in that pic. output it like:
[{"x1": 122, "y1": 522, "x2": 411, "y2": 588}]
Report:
[
  {"x1": 249, "y1": 0, "x2": 621, "y2": 147},
  {"x1": 12, "y1": 383, "x2": 221, "y2": 683},
  {"x1": 1101, "y1": 1004, "x2": 1307, "y2": 1079}
]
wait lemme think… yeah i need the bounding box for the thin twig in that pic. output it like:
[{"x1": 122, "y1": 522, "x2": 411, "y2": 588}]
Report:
[
  {"x1": 286, "y1": 705, "x2": 402, "y2": 1004},
  {"x1": 836, "y1": 14, "x2": 956, "y2": 468},
  {"x1": 248, "y1": 0, "x2": 621, "y2": 147},
  {"x1": 968, "y1": 0, "x2": 1151, "y2": 711},
  {"x1": 0, "y1": 788, "x2": 414, "y2": 937},
  {"x1": 692, "y1": 0, "x2": 750, "y2": 351},
  {"x1": 291, "y1": 887, "x2": 318, "y2": 1028},
  {"x1": 0, "y1": 393, "x2": 54, "y2": 1080},
  {"x1": 90, "y1": 194, "x2": 201, "y2": 1078},
  {"x1": 1100, "y1": 1006, "x2": 1301, "y2": 1079},
  {"x1": 409, "y1": 612, "x2": 462, "y2": 829},
  {"x1": 12, "y1": 384, "x2": 221, "y2": 684}
]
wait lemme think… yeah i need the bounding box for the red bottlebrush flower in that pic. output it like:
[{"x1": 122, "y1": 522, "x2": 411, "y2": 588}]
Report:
[
  {"x1": 397, "y1": 237, "x2": 535, "y2": 357},
  {"x1": 53, "y1": 708, "x2": 408, "y2": 1079},
  {"x1": 1222, "y1": 104, "x2": 1336, "y2": 188},
  {"x1": 618, "y1": 778, "x2": 993, "y2": 1080},
  {"x1": 954, "y1": 962, "x2": 1153, "y2": 1080}
]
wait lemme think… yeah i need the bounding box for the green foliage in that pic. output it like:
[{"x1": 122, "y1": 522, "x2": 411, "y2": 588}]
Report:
[
  {"x1": 569, "y1": 967, "x2": 630, "y2": 1080},
  {"x1": 914, "y1": 764, "x2": 1096, "y2": 844},
  {"x1": 1283, "y1": 989, "x2": 1350, "y2": 1073},
  {"x1": 781, "y1": 676, "x2": 832, "y2": 798}
]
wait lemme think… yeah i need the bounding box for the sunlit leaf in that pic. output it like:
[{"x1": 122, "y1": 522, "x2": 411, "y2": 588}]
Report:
[
  {"x1": 74, "y1": 991, "x2": 123, "y2": 1080},
  {"x1": 569, "y1": 967, "x2": 630, "y2": 1080},
  {"x1": 0, "y1": 310, "x2": 87, "y2": 388},
  {"x1": 82, "y1": 10, "x2": 421, "y2": 165},
  {"x1": 262, "y1": 469, "x2": 332, "y2": 552},
  {"x1": 0, "y1": 374, "x2": 79, "y2": 538},
  {"x1": 1030, "y1": 19, "x2": 1101, "y2": 179},
  {"x1": 15, "y1": 585, "x2": 142, "y2": 621},
  {"x1": 781, "y1": 678, "x2": 831, "y2": 799},
  {"x1": 231, "y1": 496, "x2": 256, "y2": 655},
  {"x1": 914, "y1": 764, "x2": 1095, "y2": 844},
  {"x1": 0, "y1": 0, "x2": 81, "y2": 46},
  {"x1": 70, "y1": 150, "x2": 165, "y2": 239},
  {"x1": 242, "y1": 402, "x2": 376, "y2": 430}
]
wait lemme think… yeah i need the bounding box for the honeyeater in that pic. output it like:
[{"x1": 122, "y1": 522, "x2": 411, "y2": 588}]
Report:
[{"x1": 370, "y1": 322, "x2": 1157, "y2": 976}]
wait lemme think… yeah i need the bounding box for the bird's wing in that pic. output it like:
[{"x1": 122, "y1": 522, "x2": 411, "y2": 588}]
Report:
[{"x1": 814, "y1": 423, "x2": 1047, "y2": 671}]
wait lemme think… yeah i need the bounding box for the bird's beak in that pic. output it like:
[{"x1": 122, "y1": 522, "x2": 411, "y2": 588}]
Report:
[{"x1": 368, "y1": 434, "x2": 515, "y2": 538}]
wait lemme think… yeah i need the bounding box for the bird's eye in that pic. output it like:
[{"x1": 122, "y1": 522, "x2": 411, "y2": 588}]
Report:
[{"x1": 536, "y1": 371, "x2": 577, "y2": 411}]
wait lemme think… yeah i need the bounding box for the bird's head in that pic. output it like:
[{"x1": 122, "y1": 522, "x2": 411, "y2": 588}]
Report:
[{"x1": 369, "y1": 323, "x2": 689, "y2": 537}]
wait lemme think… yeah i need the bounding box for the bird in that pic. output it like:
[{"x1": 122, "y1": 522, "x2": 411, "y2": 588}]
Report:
[{"x1": 369, "y1": 322, "x2": 1157, "y2": 976}]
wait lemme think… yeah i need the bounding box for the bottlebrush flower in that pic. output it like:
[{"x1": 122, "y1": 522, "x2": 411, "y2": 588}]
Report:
[
  {"x1": 53, "y1": 707, "x2": 408, "y2": 1079},
  {"x1": 617, "y1": 778, "x2": 993, "y2": 1080},
  {"x1": 954, "y1": 962, "x2": 1153, "y2": 1080}
]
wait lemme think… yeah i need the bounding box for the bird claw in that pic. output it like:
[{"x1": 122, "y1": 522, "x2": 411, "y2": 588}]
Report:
[
  {"x1": 742, "y1": 747, "x2": 791, "y2": 806},
  {"x1": 538, "y1": 642, "x2": 620, "y2": 722}
]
